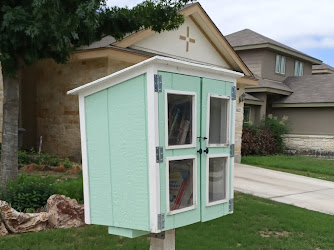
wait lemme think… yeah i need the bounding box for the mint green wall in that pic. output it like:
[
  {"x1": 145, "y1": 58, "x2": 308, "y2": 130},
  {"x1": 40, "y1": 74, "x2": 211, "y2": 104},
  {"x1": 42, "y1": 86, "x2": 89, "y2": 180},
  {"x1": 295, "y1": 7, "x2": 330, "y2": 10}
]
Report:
[
  {"x1": 85, "y1": 74, "x2": 150, "y2": 232},
  {"x1": 85, "y1": 90, "x2": 113, "y2": 226}
]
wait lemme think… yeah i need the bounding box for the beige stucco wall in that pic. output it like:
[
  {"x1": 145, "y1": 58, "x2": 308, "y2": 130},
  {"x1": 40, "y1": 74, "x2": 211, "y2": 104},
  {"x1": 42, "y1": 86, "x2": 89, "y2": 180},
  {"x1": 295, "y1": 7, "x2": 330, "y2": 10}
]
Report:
[
  {"x1": 284, "y1": 134, "x2": 334, "y2": 158},
  {"x1": 272, "y1": 107, "x2": 334, "y2": 135}
]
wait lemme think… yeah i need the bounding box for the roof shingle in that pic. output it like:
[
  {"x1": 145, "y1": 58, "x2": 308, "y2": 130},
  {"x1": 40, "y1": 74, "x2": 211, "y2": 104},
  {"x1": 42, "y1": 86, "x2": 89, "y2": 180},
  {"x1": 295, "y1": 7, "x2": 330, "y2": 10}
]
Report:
[{"x1": 274, "y1": 75, "x2": 334, "y2": 104}]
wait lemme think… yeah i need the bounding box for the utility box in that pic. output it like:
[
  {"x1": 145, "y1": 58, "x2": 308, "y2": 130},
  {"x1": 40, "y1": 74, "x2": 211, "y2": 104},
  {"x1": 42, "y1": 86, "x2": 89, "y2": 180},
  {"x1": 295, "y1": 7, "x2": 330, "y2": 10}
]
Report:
[{"x1": 68, "y1": 56, "x2": 243, "y2": 238}]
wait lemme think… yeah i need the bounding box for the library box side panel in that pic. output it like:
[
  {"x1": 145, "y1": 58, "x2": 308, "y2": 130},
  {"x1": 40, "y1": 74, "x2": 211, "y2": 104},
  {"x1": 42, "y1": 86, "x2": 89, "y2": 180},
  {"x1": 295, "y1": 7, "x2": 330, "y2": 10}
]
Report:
[
  {"x1": 108, "y1": 74, "x2": 151, "y2": 231},
  {"x1": 85, "y1": 90, "x2": 114, "y2": 226}
]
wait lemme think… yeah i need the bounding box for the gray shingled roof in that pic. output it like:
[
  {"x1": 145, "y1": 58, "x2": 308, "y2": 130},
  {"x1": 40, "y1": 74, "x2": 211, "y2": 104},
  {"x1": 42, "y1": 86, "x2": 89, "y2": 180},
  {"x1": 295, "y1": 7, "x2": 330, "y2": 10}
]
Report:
[
  {"x1": 247, "y1": 77, "x2": 293, "y2": 93},
  {"x1": 274, "y1": 75, "x2": 334, "y2": 104},
  {"x1": 245, "y1": 93, "x2": 262, "y2": 102},
  {"x1": 313, "y1": 63, "x2": 334, "y2": 72},
  {"x1": 225, "y1": 29, "x2": 319, "y2": 62}
]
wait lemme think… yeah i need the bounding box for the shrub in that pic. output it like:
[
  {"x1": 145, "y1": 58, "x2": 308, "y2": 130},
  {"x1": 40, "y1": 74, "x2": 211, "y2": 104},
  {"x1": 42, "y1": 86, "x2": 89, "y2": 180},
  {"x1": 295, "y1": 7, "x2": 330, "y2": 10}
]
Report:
[
  {"x1": 0, "y1": 174, "x2": 55, "y2": 212},
  {"x1": 17, "y1": 149, "x2": 74, "y2": 169},
  {"x1": 54, "y1": 177, "x2": 84, "y2": 204},
  {"x1": 242, "y1": 114, "x2": 290, "y2": 156}
]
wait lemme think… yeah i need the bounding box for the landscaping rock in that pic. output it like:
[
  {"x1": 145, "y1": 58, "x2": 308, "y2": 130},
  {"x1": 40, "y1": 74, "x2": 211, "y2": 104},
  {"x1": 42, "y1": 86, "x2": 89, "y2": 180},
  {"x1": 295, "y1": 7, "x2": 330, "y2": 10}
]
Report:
[
  {"x1": 55, "y1": 165, "x2": 66, "y2": 172},
  {"x1": 0, "y1": 218, "x2": 9, "y2": 236},
  {"x1": 0, "y1": 200, "x2": 49, "y2": 234},
  {"x1": 39, "y1": 165, "x2": 51, "y2": 171},
  {"x1": 21, "y1": 163, "x2": 37, "y2": 172},
  {"x1": 46, "y1": 195, "x2": 85, "y2": 229},
  {"x1": 69, "y1": 167, "x2": 78, "y2": 174}
]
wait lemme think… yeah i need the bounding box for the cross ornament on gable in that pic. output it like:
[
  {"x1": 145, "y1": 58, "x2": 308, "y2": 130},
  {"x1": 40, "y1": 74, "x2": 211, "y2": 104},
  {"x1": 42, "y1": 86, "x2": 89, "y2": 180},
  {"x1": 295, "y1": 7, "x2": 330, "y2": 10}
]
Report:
[{"x1": 179, "y1": 26, "x2": 195, "y2": 52}]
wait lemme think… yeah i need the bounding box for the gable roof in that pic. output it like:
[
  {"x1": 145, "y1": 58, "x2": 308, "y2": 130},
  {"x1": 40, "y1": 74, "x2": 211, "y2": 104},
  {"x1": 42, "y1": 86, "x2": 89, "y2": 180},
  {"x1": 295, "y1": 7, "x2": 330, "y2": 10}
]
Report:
[
  {"x1": 226, "y1": 29, "x2": 322, "y2": 65},
  {"x1": 273, "y1": 75, "x2": 334, "y2": 105},
  {"x1": 77, "y1": 3, "x2": 256, "y2": 86}
]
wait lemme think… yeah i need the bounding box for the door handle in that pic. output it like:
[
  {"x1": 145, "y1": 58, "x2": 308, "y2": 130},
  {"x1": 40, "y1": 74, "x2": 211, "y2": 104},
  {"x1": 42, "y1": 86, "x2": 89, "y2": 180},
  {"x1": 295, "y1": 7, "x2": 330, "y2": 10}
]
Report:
[
  {"x1": 197, "y1": 149, "x2": 203, "y2": 154},
  {"x1": 204, "y1": 148, "x2": 209, "y2": 154}
]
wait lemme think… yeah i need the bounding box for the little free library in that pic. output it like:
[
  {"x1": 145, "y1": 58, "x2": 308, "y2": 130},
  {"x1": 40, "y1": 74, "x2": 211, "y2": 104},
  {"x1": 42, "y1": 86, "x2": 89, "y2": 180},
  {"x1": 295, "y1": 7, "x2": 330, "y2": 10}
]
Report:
[{"x1": 68, "y1": 3, "x2": 257, "y2": 239}]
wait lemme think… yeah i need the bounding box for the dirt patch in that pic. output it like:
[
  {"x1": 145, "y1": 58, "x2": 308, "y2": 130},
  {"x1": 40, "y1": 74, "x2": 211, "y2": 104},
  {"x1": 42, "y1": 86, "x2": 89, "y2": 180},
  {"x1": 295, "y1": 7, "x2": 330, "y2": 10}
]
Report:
[{"x1": 259, "y1": 229, "x2": 290, "y2": 238}]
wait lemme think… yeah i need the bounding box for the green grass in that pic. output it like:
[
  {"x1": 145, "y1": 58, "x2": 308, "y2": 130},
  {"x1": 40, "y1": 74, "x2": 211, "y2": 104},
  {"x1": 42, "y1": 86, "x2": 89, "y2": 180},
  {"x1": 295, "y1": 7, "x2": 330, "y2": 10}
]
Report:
[
  {"x1": 242, "y1": 155, "x2": 334, "y2": 182},
  {"x1": 1, "y1": 193, "x2": 333, "y2": 249}
]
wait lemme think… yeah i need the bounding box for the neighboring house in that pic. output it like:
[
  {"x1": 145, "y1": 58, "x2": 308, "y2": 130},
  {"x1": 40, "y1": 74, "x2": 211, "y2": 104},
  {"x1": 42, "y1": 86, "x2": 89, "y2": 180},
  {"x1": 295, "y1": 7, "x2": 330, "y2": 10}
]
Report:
[
  {"x1": 0, "y1": 3, "x2": 257, "y2": 163},
  {"x1": 226, "y1": 29, "x2": 334, "y2": 157}
]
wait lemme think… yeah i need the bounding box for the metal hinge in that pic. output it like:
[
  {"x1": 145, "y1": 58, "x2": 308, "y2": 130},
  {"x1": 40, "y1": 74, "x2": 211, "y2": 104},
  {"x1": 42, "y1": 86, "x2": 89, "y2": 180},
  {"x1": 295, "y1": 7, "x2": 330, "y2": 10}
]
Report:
[
  {"x1": 154, "y1": 74, "x2": 162, "y2": 92},
  {"x1": 231, "y1": 86, "x2": 237, "y2": 100},
  {"x1": 156, "y1": 146, "x2": 163, "y2": 163},
  {"x1": 230, "y1": 144, "x2": 235, "y2": 157},
  {"x1": 158, "y1": 213, "x2": 165, "y2": 230},
  {"x1": 229, "y1": 199, "x2": 234, "y2": 213}
]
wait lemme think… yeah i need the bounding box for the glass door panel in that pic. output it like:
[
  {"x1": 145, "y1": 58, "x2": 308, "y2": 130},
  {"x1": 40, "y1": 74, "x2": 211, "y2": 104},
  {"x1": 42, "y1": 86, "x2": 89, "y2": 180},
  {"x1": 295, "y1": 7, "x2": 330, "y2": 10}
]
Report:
[
  {"x1": 208, "y1": 96, "x2": 229, "y2": 146},
  {"x1": 200, "y1": 78, "x2": 234, "y2": 222}
]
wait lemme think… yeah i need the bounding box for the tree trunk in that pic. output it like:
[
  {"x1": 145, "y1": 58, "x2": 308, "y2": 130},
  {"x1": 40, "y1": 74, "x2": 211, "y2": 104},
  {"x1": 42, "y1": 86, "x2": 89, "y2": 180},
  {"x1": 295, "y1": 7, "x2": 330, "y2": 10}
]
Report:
[{"x1": 1, "y1": 68, "x2": 21, "y2": 189}]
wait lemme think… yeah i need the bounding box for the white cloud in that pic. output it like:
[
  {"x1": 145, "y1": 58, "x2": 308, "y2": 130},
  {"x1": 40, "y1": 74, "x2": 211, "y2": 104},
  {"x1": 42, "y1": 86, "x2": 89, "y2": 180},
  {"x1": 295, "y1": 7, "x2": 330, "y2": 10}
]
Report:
[{"x1": 106, "y1": 0, "x2": 334, "y2": 49}]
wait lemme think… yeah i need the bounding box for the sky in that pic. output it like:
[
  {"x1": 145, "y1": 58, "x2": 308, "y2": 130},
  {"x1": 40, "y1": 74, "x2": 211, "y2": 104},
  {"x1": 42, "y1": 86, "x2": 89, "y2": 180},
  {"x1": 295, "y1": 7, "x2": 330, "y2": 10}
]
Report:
[{"x1": 106, "y1": 0, "x2": 334, "y2": 66}]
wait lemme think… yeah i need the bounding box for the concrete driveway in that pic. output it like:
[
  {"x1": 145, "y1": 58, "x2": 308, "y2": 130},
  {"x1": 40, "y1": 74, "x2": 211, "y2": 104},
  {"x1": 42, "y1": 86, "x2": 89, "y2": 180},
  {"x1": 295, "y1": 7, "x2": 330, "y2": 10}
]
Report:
[{"x1": 235, "y1": 163, "x2": 334, "y2": 215}]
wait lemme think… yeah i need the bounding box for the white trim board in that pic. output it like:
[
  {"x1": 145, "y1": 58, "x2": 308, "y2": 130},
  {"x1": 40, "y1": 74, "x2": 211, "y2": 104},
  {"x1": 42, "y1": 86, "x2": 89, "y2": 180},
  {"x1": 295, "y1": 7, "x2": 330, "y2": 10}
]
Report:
[{"x1": 67, "y1": 56, "x2": 244, "y2": 96}]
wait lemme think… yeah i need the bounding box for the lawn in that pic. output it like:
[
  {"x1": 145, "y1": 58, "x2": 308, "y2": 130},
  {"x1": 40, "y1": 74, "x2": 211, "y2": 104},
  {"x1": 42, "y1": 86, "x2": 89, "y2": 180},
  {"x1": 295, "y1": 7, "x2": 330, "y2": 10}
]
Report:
[
  {"x1": 0, "y1": 192, "x2": 333, "y2": 250},
  {"x1": 242, "y1": 155, "x2": 334, "y2": 182}
]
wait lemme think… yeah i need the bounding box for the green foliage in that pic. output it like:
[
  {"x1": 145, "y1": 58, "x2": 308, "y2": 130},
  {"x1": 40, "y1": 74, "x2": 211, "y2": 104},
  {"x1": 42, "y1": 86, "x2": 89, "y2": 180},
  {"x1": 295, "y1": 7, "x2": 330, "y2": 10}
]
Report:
[
  {"x1": 242, "y1": 114, "x2": 290, "y2": 156},
  {"x1": 0, "y1": 0, "x2": 192, "y2": 76},
  {"x1": 262, "y1": 114, "x2": 290, "y2": 152},
  {"x1": 0, "y1": 173, "x2": 84, "y2": 211},
  {"x1": 242, "y1": 155, "x2": 334, "y2": 182},
  {"x1": 17, "y1": 149, "x2": 74, "y2": 168},
  {"x1": 54, "y1": 177, "x2": 84, "y2": 204},
  {"x1": 0, "y1": 174, "x2": 55, "y2": 212}
]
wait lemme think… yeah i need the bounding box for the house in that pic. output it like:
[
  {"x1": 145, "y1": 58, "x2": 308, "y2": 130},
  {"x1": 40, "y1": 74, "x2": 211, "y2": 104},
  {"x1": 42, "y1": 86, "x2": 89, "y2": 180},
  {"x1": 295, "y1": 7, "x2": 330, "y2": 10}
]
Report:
[
  {"x1": 226, "y1": 29, "x2": 334, "y2": 157},
  {"x1": 0, "y1": 3, "x2": 257, "y2": 163}
]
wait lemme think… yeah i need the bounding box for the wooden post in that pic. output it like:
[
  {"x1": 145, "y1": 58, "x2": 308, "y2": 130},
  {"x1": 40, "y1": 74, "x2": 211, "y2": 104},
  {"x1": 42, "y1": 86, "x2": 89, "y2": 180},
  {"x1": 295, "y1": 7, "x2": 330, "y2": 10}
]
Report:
[{"x1": 150, "y1": 229, "x2": 175, "y2": 250}]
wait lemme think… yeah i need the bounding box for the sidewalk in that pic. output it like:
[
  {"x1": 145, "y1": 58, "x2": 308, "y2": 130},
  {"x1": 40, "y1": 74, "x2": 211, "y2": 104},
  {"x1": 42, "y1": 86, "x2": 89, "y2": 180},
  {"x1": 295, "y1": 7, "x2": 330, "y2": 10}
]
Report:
[{"x1": 235, "y1": 163, "x2": 334, "y2": 215}]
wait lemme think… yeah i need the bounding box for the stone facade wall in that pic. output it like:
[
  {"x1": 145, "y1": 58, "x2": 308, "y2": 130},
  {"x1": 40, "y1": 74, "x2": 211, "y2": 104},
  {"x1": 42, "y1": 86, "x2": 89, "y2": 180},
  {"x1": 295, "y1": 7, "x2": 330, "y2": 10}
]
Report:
[
  {"x1": 234, "y1": 87, "x2": 245, "y2": 163},
  {"x1": 17, "y1": 56, "x2": 246, "y2": 162},
  {"x1": 29, "y1": 58, "x2": 133, "y2": 161},
  {"x1": 284, "y1": 134, "x2": 334, "y2": 158}
]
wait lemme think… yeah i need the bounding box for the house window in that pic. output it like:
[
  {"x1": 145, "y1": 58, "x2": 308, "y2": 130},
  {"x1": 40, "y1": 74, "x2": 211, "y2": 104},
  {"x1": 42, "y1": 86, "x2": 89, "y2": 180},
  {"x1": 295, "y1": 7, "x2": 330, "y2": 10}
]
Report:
[
  {"x1": 275, "y1": 55, "x2": 286, "y2": 74},
  {"x1": 243, "y1": 106, "x2": 251, "y2": 124},
  {"x1": 294, "y1": 61, "x2": 304, "y2": 76}
]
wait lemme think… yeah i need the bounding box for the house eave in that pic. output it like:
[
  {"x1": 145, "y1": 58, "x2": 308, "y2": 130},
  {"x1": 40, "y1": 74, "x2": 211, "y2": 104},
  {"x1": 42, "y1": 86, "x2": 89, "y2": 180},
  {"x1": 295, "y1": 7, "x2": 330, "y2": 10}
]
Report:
[
  {"x1": 244, "y1": 100, "x2": 263, "y2": 106},
  {"x1": 233, "y1": 43, "x2": 322, "y2": 65},
  {"x1": 246, "y1": 87, "x2": 291, "y2": 96},
  {"x1": 272, "y1": 102, "x2": 334, "y2": 108}
]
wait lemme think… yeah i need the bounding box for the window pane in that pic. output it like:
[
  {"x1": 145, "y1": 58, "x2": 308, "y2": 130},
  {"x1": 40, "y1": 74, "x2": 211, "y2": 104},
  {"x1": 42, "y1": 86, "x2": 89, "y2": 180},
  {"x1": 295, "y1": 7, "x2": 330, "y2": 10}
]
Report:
[
  {"x1": 281, "y1": 56, "x2": 286, "y2": 74},
  {"x1": 299, "y1": 62, "x2": 304, "y2": 76},
  {"x1": 209, "y1": 157, "x2": 227, "y2": 203},
  {"x1": 209, "y1": 97, "x2": 228, "y2": 145},
  {"x1": 275, "y1": 55, "x2": 281, "y2": 73},
  {"x1": 167, "y1": 93, "x2": 193, "y2": 146},
  {"x1": 169, "y1": 159, "x2": 194, "y2": 211},
  {"x1": 294, "y1": 61, "x2": 299, "y2": 76},
  {"x1": 243, "y1": 107, "x2": 251, "y2": 123}
]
